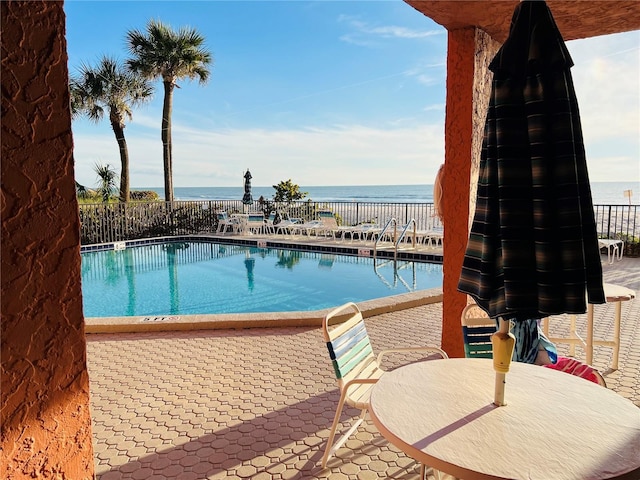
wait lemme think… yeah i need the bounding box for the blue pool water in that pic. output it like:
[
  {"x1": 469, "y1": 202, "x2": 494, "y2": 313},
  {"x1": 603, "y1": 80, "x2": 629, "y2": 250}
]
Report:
[{"x1": 81, "y1": 241, "x2": 443, "y2": 317}]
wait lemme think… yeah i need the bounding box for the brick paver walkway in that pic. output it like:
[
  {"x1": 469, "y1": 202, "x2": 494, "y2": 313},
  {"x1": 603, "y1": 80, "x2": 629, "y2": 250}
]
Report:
[{"x1": 87, "y1": 256, "x2": 639, "y2": 479}]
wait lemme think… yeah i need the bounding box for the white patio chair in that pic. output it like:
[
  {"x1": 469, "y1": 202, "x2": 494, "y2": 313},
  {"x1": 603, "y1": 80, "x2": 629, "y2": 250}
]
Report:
[{"x1": 321, "y1": 302, "x2": 448, "y2": 471}]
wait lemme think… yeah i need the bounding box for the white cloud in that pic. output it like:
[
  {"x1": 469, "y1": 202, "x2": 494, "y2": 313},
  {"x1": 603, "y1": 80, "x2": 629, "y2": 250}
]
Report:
[
  {"x1": 337, "y1": 14, "x2": 443, "y2": 46},
  {"x1": 359, "y1": 24, "x2": 441, "y2": 39},
  {"x1": 71, "y1": 32, "x2": 638, "y2": 189},
  {"x1": 568, "y1": 32, "x2": 640, "y2": 182},
  {"x1": 72, "y1": 122, "x2": 445, "y2": 189}
]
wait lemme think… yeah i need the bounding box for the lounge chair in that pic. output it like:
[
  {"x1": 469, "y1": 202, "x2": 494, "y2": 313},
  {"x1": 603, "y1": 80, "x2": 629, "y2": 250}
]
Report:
[
  {"x1": 321, "y1": 302, "x2": 448, "y2": 469},
  {"x1": 288, "y1": 210, "x2": 341, "y2": 238},
  {"x1": 598, "y1": 238, "x2": 624, "y2": 264},
  {"x1": 264, "y1": 212, "x2": 277, "y2": 235},
  {"x1": 415, "y1": 227, "x2": 443, "y2": 248},
  {"x1": 269, "y1": 211, "x2": 299, "y2": 236},
  {"x1": 245, "y1": 212, "x2": 265, "y2": 235},
  {"x1": 344, "y1": 223, "x2": 381, "y2": 242},
  {"x1": 401, "y1": 218, "x2": 443, "y2": 248},
  {"x1": 216, "y1": 211, "x2": 241, "y2": 234},
  {"x1": 315, "y1": 210, "x2": 354, "y2": 240},
  {"x1": 291, "y1": 219, "x2": 323, "y2": 237}
]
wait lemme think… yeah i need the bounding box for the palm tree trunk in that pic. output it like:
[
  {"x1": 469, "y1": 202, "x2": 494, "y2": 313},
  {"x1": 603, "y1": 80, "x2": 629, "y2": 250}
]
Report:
[
  {"x1": 162, "y1": 81, "x2": 174, "y2": 202},
  {"x1": 112, "y1": 121, "x2": 130, "y2": 202}
]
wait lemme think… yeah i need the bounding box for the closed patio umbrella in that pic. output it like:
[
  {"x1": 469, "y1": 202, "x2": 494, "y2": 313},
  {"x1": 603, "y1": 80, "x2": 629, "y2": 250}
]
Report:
[
  {"x1": 242, "y1": 169, "x2": 253, "y2": 205},
  {"x1": 458, "y1": 1, "x2": 605, "y2": 384}
]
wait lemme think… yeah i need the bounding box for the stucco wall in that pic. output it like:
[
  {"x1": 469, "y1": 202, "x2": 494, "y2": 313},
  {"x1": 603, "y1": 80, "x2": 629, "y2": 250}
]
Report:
[
  {"x1": 441, "y1": 27, "x2": 499, "y2": 357},
  {"x1": 1, "y1": 2, "x2": 95, "y2": 478},
  {"x1": 470, "y1": 29, "x2": 500, "y2": 225},
  {"x1": 441, "y1": 27, "x2": 476, "y2": 357}
]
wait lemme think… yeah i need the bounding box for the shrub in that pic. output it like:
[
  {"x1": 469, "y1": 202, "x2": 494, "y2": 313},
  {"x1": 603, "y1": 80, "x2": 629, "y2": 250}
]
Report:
[{"x1": 130, "y1": 190, "x2": 160, "y2": 201}]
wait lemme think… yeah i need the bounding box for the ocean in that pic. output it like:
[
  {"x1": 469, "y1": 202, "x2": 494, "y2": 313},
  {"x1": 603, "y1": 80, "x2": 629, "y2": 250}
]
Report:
[{"x1": 139, "y1": 182, "x2": 639, "y2": 205}]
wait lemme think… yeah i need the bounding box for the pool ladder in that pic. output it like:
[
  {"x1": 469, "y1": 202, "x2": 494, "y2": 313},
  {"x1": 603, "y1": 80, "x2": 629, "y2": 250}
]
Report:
[
  {"x1": 373, "y1": 218, "x2": 419, "y2": 261},
  {"x1": 373, "y1": 258, "x2": 416, "y2": 291}
]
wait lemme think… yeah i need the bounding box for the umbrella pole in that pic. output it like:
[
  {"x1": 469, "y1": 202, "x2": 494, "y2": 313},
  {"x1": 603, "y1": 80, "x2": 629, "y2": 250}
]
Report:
[{"x1": 492, "y1": 317, "x2": 515, "y2": 406}]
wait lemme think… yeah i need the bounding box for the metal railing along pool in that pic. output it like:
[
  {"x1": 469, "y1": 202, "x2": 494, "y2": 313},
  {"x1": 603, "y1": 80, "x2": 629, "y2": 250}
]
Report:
[{"x1": 79, "y1": 200, "x2": 638, "y2": 248}]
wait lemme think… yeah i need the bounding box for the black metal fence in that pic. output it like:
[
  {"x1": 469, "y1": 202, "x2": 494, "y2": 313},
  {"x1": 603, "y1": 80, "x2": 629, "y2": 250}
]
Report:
[
  {"x1": 79, "y1": 200, "x2": 638, "y2": 246},
  {"x1": 594, "y1": 204, "x2": 638, "y2": 243}
]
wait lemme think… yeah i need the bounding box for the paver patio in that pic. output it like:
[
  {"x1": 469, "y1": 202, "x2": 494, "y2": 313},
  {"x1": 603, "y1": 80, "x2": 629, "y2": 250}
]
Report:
[{"x1": 87, "y1": 255, "x2": 639, "y2": 480}]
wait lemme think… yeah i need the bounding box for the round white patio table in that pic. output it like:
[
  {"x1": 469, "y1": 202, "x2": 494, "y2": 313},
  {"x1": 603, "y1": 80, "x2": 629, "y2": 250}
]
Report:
[{"x1": 369, "y1": 358, "x2": 640, "y2": 480}]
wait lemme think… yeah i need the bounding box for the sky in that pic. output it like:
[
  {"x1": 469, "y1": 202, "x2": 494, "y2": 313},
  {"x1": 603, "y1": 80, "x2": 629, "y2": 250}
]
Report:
[{"x1": 65, "y1": 1, "x2": 640, "y2": 189}]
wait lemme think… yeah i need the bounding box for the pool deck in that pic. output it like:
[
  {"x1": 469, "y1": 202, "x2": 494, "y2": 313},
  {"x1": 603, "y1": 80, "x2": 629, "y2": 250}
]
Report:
[{"x1": 86, "y1": 254, "x2": 639, "y2": 480}]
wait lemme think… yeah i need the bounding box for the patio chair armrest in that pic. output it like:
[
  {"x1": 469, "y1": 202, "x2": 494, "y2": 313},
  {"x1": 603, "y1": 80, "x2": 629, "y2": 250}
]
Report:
[
  {"x1": 342, "y1": 378, "x2": 379, "y2": 390},
  {"x1": 377, "y1": 347, "x2": 448, "y2": 365}
]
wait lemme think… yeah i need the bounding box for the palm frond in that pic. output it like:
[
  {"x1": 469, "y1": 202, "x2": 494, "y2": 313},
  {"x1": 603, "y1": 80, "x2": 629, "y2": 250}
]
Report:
[{"x1": 125, "y1": 19, "x2": 213, "y2": 84}]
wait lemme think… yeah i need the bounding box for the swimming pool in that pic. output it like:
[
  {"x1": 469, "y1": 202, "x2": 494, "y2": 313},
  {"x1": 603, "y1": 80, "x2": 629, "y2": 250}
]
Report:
[{"x1": 81, "y1": 241, "x2": 443, "y2": 317}]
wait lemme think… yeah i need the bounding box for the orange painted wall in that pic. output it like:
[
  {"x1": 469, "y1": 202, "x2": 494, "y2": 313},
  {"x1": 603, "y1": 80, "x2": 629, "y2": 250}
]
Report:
[{"x1": 1, "y1": 2, "x2": 95, "y2": 478}]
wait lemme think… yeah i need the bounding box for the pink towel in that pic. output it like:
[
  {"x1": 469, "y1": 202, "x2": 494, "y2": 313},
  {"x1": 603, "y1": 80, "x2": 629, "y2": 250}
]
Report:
[{"x1": 543, "y1": 356, "x2": 601, "y2": 385}]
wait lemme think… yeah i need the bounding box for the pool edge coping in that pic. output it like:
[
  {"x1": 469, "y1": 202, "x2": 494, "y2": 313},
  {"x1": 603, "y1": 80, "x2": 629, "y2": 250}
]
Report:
[{"x1": 84, "y1": 288, "x2": 443, "y2": 334}]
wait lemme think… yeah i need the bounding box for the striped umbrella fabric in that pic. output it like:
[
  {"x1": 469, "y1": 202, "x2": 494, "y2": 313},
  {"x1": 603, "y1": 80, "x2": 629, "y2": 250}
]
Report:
[
  {"x1": 458, "y1": 0, "x2": 605, "y2": 321},
  {"x1": 242, "y1": 169, "x2": 253, "y2": 205}
]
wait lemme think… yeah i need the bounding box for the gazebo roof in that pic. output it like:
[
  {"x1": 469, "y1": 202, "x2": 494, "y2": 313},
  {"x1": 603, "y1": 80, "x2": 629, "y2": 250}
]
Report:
[{"x1": 405, "y1": 1, "x2": 640, "y2": 42}]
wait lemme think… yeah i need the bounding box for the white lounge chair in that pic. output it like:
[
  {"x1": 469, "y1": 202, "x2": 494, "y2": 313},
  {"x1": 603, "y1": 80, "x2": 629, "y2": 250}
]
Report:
[
  {"x1": 245, "y1": 212, "x2": 265, "y2": 235},
  {"x1": 291, "y1": 219, "x2": 323, "y2": 237},
  {"x1": 270, "y1": 211, "x2": 299, "y2": 236},
  {"x1": 264, "y1": 212, "x2": 277, "y2": 235},
  {"x1": 598, "y1": 238, "x2": 624, "y2": 264},
  {"x1": 216, "y1": 211, "x2": 241, "y2": 234},
  {"x1": 314, "y1": 210, "x2": 353, "y2": 240},
  {"x1": 344, "y1": 223, "x2": 381, "y2": 243},
  {"x1": 417, "y1": 227, "x2": 443, "y2": 248}
]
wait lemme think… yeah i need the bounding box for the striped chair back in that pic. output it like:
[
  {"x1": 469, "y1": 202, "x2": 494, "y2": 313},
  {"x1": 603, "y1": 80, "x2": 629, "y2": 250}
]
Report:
[
  {"x1": 323, "y1": 303, "x2": 375, "y2": 382},
  {"x1": 461, "y1": 304, "x2": 496, "y2": 359},
  {"x1": 217, "y1": 211, "x2": 228, "y2": 221}
]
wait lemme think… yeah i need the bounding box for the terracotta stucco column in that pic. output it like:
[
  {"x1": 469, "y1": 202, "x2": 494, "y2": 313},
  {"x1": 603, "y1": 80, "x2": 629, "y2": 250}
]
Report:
[
  {"x1": 1, "y1": 2, "x2": 95, "y2": 478},
  {"x1": 441, "y1": 28, "x2": 497, "y2": 357},
  {"x1": 441, "y1": 28, "x2": 475, "y2": 357}
]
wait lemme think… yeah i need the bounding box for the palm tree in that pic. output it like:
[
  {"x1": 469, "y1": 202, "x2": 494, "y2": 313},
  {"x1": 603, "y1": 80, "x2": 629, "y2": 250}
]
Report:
[
  {"x1": 70, "y1": 56, "x2": 153, "y2": 202},
  {"x1": 126, "y1": 19, "x2": 213, "y2": 202},
  {"x1": 94, "y1": 163, "x2": 118, "y2": 203}
]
